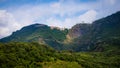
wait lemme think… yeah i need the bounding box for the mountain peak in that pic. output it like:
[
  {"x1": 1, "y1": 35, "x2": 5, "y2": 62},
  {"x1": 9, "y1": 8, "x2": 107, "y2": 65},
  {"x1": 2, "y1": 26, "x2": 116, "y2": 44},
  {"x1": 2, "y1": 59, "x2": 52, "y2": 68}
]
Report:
[{"x1": 29, "y1": 23, "x2": 47, "y2": 27}]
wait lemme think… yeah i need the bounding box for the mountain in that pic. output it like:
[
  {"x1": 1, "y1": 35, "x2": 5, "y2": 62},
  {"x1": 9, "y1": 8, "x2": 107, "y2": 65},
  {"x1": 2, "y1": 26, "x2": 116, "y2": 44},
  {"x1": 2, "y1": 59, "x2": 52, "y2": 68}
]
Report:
[
  {"x1": 0, "y1": 11, "x2": 120, "y2": 52},
  {"x1": 92, "y1": 11, "x2": 120, "y2": 42},
  {"x1": 67, "y1": 11, "x2": 120, "y2": 52},
  {"x1": 63, "y1": 23, "x2": 92, "y2": 51},
  {"x1": 0, "y1": 23, "x2": 68, "y2": 50},
  {"x1": 91, "y1": 11, "x2": 120, "y2": 52}
]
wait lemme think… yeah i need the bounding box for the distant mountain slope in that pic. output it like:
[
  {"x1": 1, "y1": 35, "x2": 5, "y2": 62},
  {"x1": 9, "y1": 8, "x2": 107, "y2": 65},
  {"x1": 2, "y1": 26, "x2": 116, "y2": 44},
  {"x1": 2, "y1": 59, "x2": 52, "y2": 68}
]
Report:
[
  {"x1": 68, "y1": 11, "x2": 120, "y2": 40},
  {"x1": 92, "y1": 11, "x2": 120, "y2": 41},
  {"x1": 90, "y1": 11, "x2": 120, "y2": 52},
  {"x1": 67, "y1": 11, "x2": 120, "y2": 52},
  {"x1": 0, "y1": 23, "x2": 68, "y2": 50}
]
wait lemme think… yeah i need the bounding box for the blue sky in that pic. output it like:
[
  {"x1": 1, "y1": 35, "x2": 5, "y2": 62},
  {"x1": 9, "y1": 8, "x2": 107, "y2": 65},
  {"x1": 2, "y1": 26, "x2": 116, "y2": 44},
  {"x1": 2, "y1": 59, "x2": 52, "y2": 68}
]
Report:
[{"x1": 0, "y1": 0, "x2": 120, "y2": 38}]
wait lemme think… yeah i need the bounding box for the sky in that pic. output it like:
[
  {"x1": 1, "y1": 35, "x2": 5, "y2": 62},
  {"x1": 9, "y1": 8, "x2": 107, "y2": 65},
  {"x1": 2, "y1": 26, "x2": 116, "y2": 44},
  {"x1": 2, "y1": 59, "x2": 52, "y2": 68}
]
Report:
[{"x1": 0, "y1": 0, "x2": 120, "y2": 38}]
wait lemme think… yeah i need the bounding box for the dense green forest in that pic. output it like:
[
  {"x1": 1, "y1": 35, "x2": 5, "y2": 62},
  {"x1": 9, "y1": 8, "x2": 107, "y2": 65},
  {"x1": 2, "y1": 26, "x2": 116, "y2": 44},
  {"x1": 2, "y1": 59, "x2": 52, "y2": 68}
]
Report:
[{"x1": 0, "y1": 42, "x2": 120, "y2": 68}]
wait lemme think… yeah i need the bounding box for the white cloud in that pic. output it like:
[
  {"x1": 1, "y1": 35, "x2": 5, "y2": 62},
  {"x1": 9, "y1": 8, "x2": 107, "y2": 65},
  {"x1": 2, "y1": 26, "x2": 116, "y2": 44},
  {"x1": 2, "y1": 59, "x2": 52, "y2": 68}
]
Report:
[
  {"x1": 105, "y1": 0, "x2": 116, "y2": 5},
  {"x1": 46, "y1": 10, "x2": 97, "y2": 28},
  {"x1": 46, "y1": 17, "x2": 62, "y2": 27},
  {"x1": 110, "y1": 0, "x2": 116, "y2": 5},
  {"x1": 8, "y1": 1, "x2": 98, "y2": 28},
  {"x1": 0, "y1": 10, "x2": 21, "y2": 38},
  {"x1": 78, "y1": 10, "x2": 97, "y2": 23},
  {"x1": 51, "y1": 2, "x2": 60, "y2": 8},
  {"x1": 95, "y1": 0, "x2": 120, "y2": 19}
]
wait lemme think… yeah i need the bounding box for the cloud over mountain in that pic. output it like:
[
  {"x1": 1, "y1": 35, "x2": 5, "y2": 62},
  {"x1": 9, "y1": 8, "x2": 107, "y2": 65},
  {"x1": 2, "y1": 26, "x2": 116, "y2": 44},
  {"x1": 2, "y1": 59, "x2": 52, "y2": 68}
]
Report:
[{"x1": 0, "y1": 10, "x2": 21, "y2": 38}]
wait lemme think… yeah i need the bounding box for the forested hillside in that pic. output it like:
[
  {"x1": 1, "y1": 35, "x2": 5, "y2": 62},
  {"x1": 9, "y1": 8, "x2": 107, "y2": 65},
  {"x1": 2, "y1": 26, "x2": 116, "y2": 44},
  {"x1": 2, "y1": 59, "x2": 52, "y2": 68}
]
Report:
[
  {"x1": 65, "y1": 11, "x2": 120, "y2": 52},
  {"x1": 0, "y1": 42, "x2": 120, "y2": 68},
  {"x1": 0, "y1": 24, "x2": 68, "y2": 50}
]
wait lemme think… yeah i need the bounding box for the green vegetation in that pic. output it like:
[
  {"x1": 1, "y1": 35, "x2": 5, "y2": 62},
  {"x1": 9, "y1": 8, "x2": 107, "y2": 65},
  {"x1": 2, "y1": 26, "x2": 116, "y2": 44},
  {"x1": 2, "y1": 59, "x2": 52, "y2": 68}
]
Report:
[
  {"x1": 0, "y1": 24, "x2": 68, "y2": 50},
  {"x1": 0, "y1": 42, "x2": 120, "y2": 68},
  {"x1": 42, "y1": 60, "x2": 82, "y2": 68},
  {"x1": 63, "y1": 11, "x2": 120, "y2": 52},
  {"x1": 0, "y1": 24, "x2": 68, "y2": 42}
]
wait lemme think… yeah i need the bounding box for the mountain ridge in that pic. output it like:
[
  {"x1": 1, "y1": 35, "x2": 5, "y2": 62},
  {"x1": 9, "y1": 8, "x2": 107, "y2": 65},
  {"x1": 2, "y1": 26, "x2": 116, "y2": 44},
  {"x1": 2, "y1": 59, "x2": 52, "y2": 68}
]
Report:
[{"x1": 0, "y1": 11, "x2": 120, "y2": 52}]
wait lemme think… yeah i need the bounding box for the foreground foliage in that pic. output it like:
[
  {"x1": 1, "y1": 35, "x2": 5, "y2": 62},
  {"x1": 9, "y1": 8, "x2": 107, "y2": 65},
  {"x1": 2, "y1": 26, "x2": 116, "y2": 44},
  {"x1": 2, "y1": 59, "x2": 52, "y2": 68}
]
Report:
[{"x1": 0, "y1": 42, "x2": 120, "y2": 68}]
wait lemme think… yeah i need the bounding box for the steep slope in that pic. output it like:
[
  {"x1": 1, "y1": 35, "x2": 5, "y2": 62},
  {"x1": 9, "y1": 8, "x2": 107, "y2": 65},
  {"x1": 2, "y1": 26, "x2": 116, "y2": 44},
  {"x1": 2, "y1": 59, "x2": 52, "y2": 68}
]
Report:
[
  {"x1": 92, "y1": 11, "x2": 120, "y2": 42},
  {"x1": 91, "y1": 11, "x2": 120, "y2": 52},
  {"x1": 68, "y1": 23, "x2": 91, "y2": 39},
  {"x1": 64, "y1": 23, "x2": 92, "y2": 51},
  {"x1": 0, "y1": 23, "x2": 68, "y2": 50},
  {"x1": 66, "y1": 11, "x2": 120, "y2": 52}
]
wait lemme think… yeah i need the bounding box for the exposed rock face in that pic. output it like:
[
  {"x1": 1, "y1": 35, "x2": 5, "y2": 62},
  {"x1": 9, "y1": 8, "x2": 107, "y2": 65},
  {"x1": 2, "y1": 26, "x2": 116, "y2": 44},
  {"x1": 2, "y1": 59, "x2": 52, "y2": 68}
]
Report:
[{"x1": 68, "y1": 23, "x2": 91, "y2": 39}]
